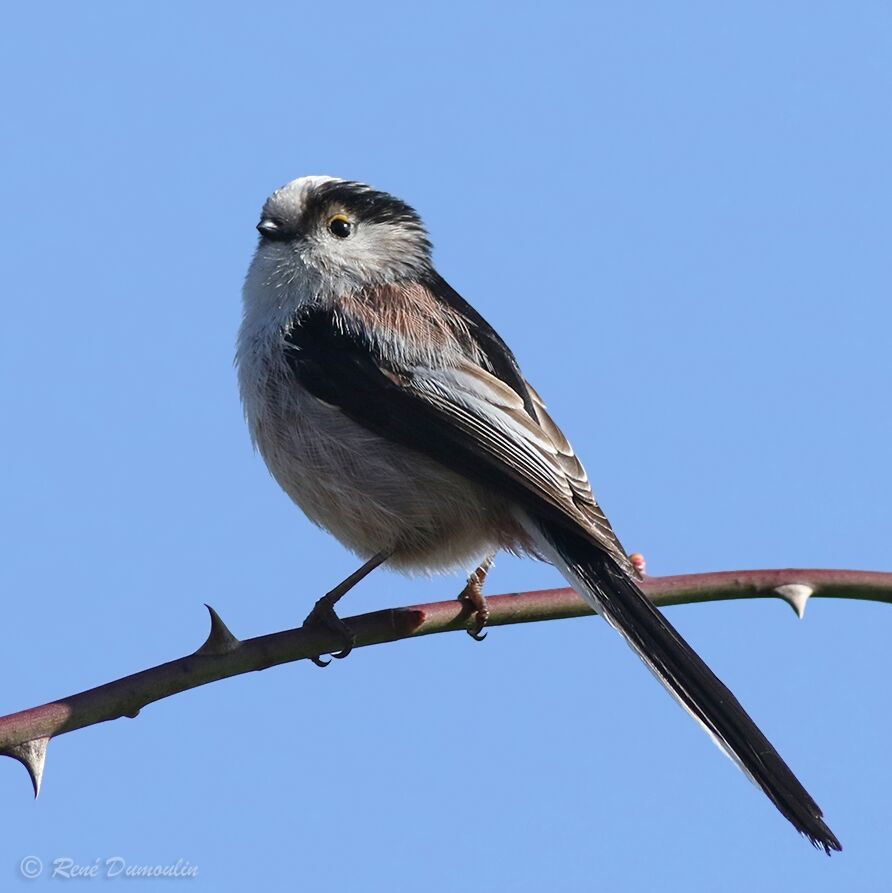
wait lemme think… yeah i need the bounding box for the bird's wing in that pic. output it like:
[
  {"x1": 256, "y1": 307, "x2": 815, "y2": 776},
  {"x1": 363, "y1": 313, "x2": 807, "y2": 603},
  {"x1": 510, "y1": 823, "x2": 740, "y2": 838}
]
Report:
[
  {"x1": 283, "y1": 300, "x2": 637, "y2": 576},
  {"x1": 522, "y1": 380, "x2": 641, "y2": 578},
  {"x1": 283, "y1": 294, "x2": 841, "y2": 853}
]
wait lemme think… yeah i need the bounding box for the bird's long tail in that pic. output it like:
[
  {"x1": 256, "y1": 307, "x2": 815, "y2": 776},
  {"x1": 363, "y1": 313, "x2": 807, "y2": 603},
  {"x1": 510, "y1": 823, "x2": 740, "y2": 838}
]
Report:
[{"x1": 532, "y1": 521, "x2": 841, "y2": 854}]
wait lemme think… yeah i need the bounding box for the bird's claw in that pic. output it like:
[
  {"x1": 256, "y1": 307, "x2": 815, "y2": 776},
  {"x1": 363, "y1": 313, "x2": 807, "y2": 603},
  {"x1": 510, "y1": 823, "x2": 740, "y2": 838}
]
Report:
[
  {"x1": 458, "y1": 562, "x2": 491, "y2": 642},
  {"x1": 468, "y1": 625, "x2": 487, "y2": 642},
  {"x1": 303, "y1": 598, "x2": 356, "y2": 667},
  {"x1": 465, "y1": 602, "x2": 489, "y2": 641}
]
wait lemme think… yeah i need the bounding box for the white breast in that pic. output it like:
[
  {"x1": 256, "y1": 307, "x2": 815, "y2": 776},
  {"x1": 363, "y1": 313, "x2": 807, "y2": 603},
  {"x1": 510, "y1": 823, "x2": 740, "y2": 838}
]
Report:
[{"x1": 237, "y1": 323, "x2": 510, "y2": 574}]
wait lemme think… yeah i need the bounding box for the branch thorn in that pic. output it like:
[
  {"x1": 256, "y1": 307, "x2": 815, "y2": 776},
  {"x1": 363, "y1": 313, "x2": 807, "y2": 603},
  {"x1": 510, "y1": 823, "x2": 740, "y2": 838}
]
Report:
[
  {"x1": 195, "y1": 605, "x2": 242, "y2": 656},
  {"x1": 5, "y1": 736, "x2": 50, "y2": 797},
  {"x1": 774, "y1": 583, "x2": 814, "y2": 619}
]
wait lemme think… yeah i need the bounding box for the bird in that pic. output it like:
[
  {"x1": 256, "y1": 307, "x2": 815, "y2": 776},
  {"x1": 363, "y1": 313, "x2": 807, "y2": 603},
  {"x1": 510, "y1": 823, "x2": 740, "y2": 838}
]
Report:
[{"x1": 236, "y1": 175, "x2": 841, "y2": 853}]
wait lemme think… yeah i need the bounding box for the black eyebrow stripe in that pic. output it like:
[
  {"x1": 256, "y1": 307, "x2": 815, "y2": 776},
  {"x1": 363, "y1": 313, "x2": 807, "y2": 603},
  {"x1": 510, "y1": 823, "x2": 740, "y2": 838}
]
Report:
[{"x1": 306, "y1": 180, "x2": 429, "y2": 230}]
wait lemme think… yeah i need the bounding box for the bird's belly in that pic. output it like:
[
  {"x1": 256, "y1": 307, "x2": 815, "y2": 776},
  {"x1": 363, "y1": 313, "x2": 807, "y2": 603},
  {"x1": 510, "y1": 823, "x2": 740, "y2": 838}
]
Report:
[{"x1": 251, "y1": 384, "x2": 517, "y2": 573}]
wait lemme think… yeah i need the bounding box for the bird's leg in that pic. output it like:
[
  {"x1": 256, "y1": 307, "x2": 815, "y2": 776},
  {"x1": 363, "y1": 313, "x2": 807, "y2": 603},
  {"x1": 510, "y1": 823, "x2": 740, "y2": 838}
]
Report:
[
  {"x1": 303, "y1": 551, "x2": 390, "y2": 667},
  {"x1": 457, "y1": 555, "x2": 494, "y2": 641}
]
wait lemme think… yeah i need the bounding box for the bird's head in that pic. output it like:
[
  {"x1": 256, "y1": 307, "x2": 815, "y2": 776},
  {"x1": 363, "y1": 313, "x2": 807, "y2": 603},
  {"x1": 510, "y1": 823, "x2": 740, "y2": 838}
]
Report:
[{"x1": 253, "y1": 176, "x2": 433, "y2": 294}]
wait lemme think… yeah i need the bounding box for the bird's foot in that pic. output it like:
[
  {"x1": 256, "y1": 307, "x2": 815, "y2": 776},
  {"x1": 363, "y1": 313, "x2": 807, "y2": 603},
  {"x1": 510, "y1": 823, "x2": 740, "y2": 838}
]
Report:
[
  {"x1": 302, "y1": 595, "x2": 356, "y2": 667},
  {"x1": 457, "y1": 558, "x2": 493, "y2": 641}
]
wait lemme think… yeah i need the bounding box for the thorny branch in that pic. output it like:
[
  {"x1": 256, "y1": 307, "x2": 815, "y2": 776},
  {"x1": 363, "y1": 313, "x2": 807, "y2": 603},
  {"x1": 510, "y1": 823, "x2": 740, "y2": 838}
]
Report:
[{"x1": 1, "y1": 568, "x2": 890, "y2": 796}]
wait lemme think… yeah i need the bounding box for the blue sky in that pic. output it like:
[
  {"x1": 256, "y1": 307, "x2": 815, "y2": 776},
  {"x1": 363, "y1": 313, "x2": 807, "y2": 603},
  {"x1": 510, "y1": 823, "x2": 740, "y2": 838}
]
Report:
[{"x1": 1, "y1": 3, "x2": 890, "y2": 890}]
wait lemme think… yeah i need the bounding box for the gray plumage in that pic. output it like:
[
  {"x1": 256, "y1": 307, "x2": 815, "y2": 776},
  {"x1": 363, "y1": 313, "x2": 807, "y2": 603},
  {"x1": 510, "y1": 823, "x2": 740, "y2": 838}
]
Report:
[{"x1": 236, "y1": 175, "x2": 840, "y2": 853}]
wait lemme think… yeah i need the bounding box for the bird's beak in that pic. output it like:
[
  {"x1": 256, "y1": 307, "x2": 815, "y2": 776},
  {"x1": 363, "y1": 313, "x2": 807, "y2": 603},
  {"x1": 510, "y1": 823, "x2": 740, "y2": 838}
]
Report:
[{"x1": 257, "y1": 217, "x2": 284, "y2": 241}]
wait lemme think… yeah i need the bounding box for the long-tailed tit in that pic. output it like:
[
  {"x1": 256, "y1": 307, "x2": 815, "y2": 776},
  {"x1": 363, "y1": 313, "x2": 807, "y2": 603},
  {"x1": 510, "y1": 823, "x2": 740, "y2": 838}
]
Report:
[{"x1": 236, "y1": 176, "x2": 840, "y2": 853}]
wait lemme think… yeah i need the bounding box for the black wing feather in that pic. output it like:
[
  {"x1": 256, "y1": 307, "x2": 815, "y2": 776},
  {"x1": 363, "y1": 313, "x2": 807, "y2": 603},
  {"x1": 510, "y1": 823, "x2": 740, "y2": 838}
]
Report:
[{"x1": 285, "y1": 307, "x2": 597, "y2": 538}]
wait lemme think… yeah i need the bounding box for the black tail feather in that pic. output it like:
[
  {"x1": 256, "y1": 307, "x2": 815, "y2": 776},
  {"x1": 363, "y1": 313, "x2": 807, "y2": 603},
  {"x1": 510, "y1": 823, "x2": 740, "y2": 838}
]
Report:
[{"x1": 543, "y1": 524, "x2": 841, "y2": 854}]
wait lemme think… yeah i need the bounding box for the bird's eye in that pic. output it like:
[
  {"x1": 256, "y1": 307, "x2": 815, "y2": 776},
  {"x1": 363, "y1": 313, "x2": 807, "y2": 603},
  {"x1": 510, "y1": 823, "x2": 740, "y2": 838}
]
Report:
[{"x1": 327, "y1": 214, "x2": 352, "y2": 239}]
